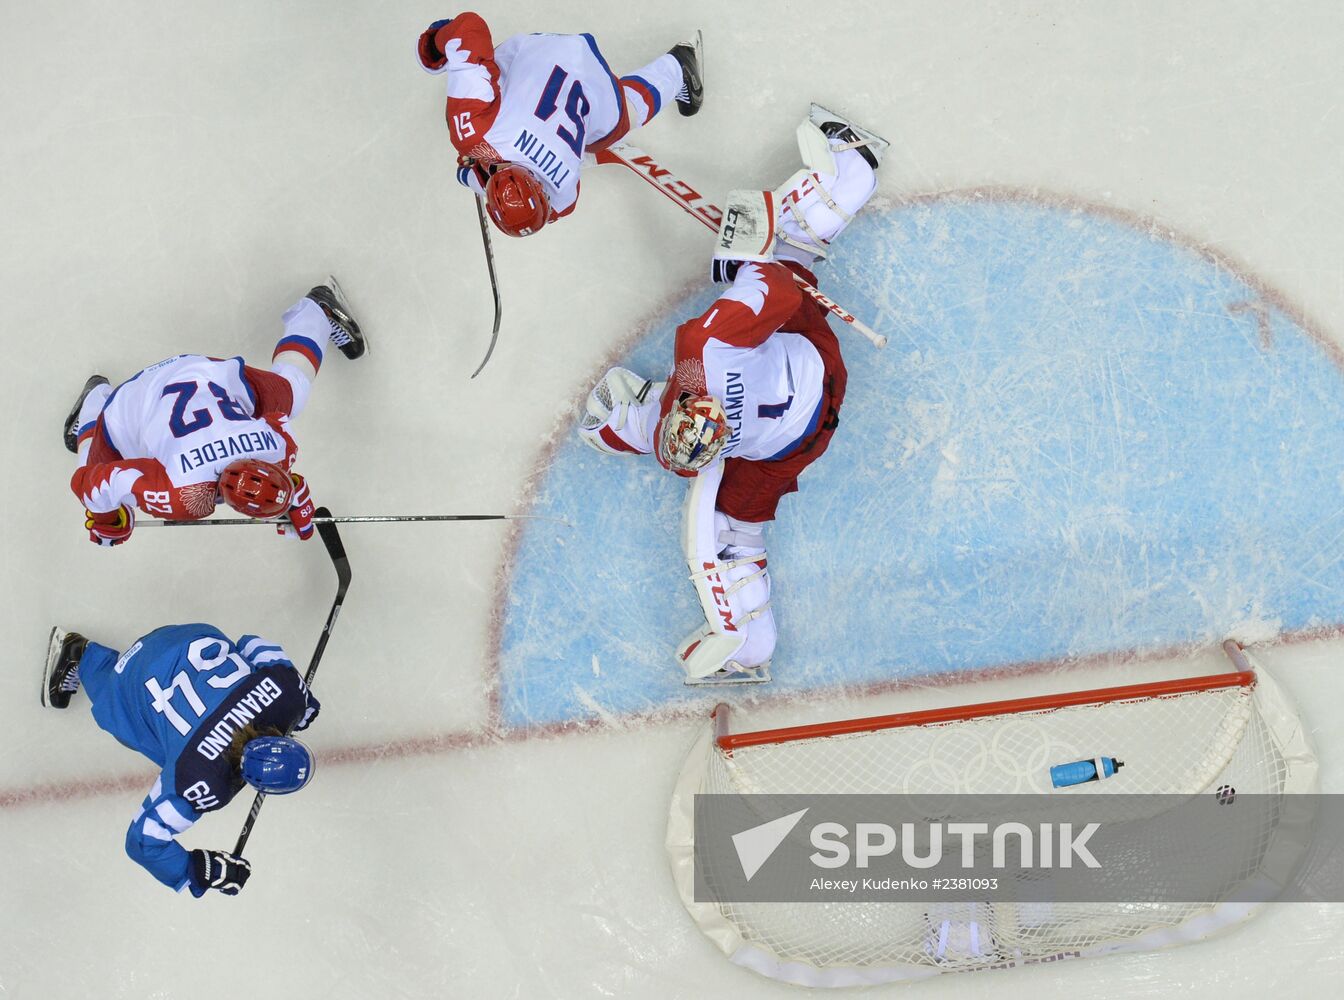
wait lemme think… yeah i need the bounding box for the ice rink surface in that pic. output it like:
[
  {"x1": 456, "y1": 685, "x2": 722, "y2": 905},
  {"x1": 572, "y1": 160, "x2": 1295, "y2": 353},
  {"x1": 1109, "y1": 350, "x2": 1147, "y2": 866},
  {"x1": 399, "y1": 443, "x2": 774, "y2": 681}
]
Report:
[{"x1": 3, "y1": 1, "x2": 1344, "y2": 997}]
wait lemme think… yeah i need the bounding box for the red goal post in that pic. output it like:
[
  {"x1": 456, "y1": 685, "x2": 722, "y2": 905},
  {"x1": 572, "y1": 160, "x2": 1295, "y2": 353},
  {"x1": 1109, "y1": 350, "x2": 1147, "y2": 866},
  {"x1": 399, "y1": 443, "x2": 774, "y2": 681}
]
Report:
[{"x1": 715, "y1": 657, "x2": 1257, "y2": 753}]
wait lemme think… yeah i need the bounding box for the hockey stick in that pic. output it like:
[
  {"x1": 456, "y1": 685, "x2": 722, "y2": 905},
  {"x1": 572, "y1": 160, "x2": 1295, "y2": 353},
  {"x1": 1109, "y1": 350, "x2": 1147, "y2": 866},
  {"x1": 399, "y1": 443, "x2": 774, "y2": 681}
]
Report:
[
  {"x1": 594, "y1": 143, "x2": 887, "y2": 348},
  {"x1": 233, "y1": 506, "x2": 350, "y2": 857},
  {"x1": 470, "y1": 193, "x2": 503, "y2": 379},
  {"x1": 139, "y1": 512, "x2": 569, "y2": 528}
]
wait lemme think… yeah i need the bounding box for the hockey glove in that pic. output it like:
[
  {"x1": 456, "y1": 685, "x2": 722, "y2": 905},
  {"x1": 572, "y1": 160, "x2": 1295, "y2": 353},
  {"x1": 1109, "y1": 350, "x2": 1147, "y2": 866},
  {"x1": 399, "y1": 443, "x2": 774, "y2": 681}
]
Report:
[
  {"x1": 190, "y1": 849, "x2": 252, "y2": 896},
  {"x1": 417, "y1": 18, "x2": 454, "y2": 72},
  {"x1": 710, "y1": 259, "x2": 743, "y2": 284},
  {"x1": 277, "y1": 473, "x2": 315, "y2": 541},
  {"x1": 294, "y1": 690, "x2": 321, "y2": 732},
  {"x1": 85, "y1": 505, "x2": 134, "y2": 547},
  {"x1": 457, "y1": 152, "x2": 499, "y2": 189}
]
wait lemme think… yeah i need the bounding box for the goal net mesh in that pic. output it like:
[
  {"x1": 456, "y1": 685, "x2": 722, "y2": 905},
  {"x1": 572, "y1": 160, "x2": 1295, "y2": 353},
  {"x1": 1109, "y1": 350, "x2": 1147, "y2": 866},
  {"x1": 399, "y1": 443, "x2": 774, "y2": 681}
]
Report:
[{"x1": 669, "y1": 658, "x2": 1316, "y2": 986}]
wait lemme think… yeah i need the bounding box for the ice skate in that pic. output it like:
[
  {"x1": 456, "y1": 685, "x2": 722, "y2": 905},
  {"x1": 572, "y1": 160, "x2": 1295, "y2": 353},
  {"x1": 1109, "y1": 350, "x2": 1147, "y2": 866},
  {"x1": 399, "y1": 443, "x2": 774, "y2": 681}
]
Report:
[
  {"x1": 42, "y1": 627, "x2": 89, "y2": 708},
  {"x1": 306, "y1": 277, "x2": 367, "y2": 360},
  {"x1": 810, "y1": 102, "x2": 889, "y2": 170},
  {"x1": 62, "y1": 375, "x2": 110, "y2": 454},
  {"x1": 669, "y1": 31, "x2": 704, "y2": 117},
  {"x1": 683, "y1": 660, "x2": 772, "y2": 686}
]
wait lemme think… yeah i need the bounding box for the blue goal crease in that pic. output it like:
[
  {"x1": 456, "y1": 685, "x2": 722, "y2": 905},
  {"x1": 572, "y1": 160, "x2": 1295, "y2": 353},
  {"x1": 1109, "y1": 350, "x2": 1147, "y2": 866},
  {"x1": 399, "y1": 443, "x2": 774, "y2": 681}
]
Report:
[{"x1": 497, "y1": 202, "x2": 1344, "y2": 729}]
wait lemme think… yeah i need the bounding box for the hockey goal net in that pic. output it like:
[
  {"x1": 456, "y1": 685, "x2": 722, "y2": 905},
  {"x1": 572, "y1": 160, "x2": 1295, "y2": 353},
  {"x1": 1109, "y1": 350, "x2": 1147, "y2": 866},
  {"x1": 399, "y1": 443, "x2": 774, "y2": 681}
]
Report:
[{"x1": 666, "y1": 643, "x2": 1317, "y2": 987}]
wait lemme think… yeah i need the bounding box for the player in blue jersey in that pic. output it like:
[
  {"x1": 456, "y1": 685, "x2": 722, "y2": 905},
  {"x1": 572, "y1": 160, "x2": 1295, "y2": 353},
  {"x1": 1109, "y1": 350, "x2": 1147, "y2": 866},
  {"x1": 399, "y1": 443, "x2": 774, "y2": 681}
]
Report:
[{"x1": 41, "y1": 623, "x2": 321, "y2": 897}]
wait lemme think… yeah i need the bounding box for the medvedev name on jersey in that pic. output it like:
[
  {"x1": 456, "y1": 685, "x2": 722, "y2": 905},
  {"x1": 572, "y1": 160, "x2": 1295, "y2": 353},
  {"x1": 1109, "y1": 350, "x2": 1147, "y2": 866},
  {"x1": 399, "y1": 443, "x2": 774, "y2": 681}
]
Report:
[
  {"x1": 194, "y1": 676, "x2": 286, "y2": 762},
  {"x1": 179, "y1": 429, "x2": 279, "y2": 474},
  {"x1": 513, "y1": 131, "x2": 572, "y2": 188}
]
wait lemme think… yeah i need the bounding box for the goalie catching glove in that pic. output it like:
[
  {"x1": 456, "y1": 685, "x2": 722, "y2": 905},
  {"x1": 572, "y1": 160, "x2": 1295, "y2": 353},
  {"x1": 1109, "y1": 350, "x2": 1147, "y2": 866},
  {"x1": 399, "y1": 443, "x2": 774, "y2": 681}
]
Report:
[{"x1": 578, "y1": 367, "x2": 664, "y2": 457}]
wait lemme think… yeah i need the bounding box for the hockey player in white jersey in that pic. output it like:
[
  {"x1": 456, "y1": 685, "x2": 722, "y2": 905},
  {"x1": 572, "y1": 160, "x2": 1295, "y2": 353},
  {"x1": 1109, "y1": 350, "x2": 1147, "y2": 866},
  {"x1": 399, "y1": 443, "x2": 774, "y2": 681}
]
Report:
[
  {"x1": 579, "y1": 107, "x2": 885, "y2": 683},
  {"x1": 65, "y1": 281, "x2": 366, "y2": 546},
  {"x1": 417, "y1": 12, "x2": 703, "y2": 236}
]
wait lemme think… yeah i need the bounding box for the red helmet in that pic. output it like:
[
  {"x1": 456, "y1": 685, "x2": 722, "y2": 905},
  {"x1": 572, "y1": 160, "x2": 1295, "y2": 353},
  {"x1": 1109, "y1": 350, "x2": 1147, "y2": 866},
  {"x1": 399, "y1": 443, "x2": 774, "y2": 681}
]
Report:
[
  {"x1": 485, "y1": 164, "x2": 549, "y2": 237},
  {"x1": 219, "y1": 459, "x2": 292, "y2": 517}
]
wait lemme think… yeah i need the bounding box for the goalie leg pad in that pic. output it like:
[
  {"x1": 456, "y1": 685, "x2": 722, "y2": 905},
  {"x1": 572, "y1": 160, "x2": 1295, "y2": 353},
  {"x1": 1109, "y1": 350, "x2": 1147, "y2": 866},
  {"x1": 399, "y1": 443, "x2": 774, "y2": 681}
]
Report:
[
  {"x1": 679, "y1": 464, "x2": 777, "y2": 678},
  {"x1": 677, "y1": 626, "x2": 745, "y2": 678},
  {"x1": 680, "y1": 553, "x2": 777, "y2": 676},
  {"x1": 678, "y1": 626, "x2": 772, "y2": 684},
  {"x1": 774, "y1": 120, "x2": 880, "y2": 264},
  {"x1": 578, "y1": 367, "x2": 663, "y2": 456}
]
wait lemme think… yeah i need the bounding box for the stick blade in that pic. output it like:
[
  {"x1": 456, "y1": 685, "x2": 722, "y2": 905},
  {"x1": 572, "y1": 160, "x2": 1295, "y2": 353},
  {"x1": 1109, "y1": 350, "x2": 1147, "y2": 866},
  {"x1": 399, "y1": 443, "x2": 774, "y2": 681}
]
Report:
[
  {"x1": 470, "y1": 194, "x2": 502, "y2": 380},
  {"x1": 312, "y1": 507, "x2": 351, "y2": 590}
]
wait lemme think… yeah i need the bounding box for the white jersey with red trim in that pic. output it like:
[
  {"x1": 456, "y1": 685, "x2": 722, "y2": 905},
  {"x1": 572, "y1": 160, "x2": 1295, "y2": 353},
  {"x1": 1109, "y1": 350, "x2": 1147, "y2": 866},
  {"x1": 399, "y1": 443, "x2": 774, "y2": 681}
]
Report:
[
  {"x1": 704, "y1": 333, "x2": 825, "y2": 462},
  {"x1": 667, "y1": 264, "x2": 828, "y2": 462},
  {"x1": 100, "y1": 355, "x2": 291, "y2": 488},
  {"x1": 442, "y1": 22, "x2": 627, "y2": 216}
]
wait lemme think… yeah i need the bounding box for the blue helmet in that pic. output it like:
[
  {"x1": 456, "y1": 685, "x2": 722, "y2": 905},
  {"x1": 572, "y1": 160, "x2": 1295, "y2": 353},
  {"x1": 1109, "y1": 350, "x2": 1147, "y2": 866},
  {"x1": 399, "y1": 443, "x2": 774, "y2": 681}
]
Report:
[{"x1": 241, "y1": 736, "x2": 315, "y2": 794}]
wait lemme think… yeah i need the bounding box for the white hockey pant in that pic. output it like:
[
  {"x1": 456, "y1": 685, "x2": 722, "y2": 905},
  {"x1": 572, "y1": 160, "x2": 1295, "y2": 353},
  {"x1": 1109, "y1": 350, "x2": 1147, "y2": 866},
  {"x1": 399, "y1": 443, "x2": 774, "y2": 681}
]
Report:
[
  {"x1": 75, "y1": 382, "x2": 114, "y2": 465},
  {"x1": 270, "y1": 296, "x2": 332, "y2": 418}
]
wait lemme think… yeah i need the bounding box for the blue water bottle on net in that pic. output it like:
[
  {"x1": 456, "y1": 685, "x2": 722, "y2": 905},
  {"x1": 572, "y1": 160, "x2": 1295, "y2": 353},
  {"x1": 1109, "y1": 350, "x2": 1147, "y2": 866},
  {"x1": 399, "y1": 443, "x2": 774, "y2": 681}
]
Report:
[{"x1": 1051, "y1": 756, "x2": 1123, "y2": 788}]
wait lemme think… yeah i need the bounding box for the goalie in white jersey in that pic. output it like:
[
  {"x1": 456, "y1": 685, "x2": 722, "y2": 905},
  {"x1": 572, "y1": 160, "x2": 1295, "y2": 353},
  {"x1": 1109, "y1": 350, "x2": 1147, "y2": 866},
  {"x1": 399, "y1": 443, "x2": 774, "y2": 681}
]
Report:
[
  {"x1": 65, "y1": 281, "x2": 366, "y2": 547},
  {"x1": 579, "y1": 107, "x2": 885, "y2": 683},
  {"x1": 417, "y1": 12, "x2": 703, "y2": 236}
]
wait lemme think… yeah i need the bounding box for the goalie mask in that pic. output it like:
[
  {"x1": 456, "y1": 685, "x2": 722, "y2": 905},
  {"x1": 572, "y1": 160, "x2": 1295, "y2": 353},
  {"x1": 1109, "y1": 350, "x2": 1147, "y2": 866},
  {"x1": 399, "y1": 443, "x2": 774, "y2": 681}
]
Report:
[{"x1": 657, "y1": 395, "x2": 730, "y2": 474}]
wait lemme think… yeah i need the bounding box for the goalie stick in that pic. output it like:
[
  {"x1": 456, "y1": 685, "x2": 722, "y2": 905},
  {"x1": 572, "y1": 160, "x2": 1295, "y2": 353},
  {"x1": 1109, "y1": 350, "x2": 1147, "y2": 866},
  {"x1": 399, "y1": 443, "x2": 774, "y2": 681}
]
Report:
[
  {"x1": 470, "y1": 193, "x2": 503, "y2": 379},
  {"x1": 233, "y1": 506, "x2": 350, "y2": 857},
  {"x1": 593, "y1": 143, "x2": 888, "y2": 349}
]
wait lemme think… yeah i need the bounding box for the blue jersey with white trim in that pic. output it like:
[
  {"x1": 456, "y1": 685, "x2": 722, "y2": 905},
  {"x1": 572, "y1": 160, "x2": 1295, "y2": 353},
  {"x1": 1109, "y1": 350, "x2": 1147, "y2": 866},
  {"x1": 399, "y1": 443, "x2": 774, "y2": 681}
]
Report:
[{"x1": 96, "y1": 624, "x2": 317, "y2": 895}]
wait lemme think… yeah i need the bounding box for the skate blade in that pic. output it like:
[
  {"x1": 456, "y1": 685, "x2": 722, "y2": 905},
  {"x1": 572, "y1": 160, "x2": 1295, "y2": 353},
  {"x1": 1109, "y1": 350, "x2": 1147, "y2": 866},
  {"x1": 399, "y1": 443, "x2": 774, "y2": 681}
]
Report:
[
  {"x1": 809, "y1": 102, "x2": 890, "y2": 159},
  {"x1": 64, "y1": 375, "x2": 109, "y2": 454},
  {"x1": 41, "y1": 626, "x2": 68, "y2": 707},
  {"x1": 325, "y1": 274, "x2": 351, "y2": 311},
  {"x1": 683, "y1": 664, "x2": 772, "y2": 686},
  {"x1": 324, "y1": 274, "x2": 370, "y2": 357},
  {"x1": 694, "y1": 30, "x2": 704, "y2": 92}
]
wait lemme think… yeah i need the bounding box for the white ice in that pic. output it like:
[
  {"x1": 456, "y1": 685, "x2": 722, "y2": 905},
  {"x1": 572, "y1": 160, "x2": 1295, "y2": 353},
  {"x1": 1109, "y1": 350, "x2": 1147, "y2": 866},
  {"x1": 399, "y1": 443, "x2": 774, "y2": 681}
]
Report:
[{"x1": 3, "y1": 2, "x2": 1344, "y2": 997}]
